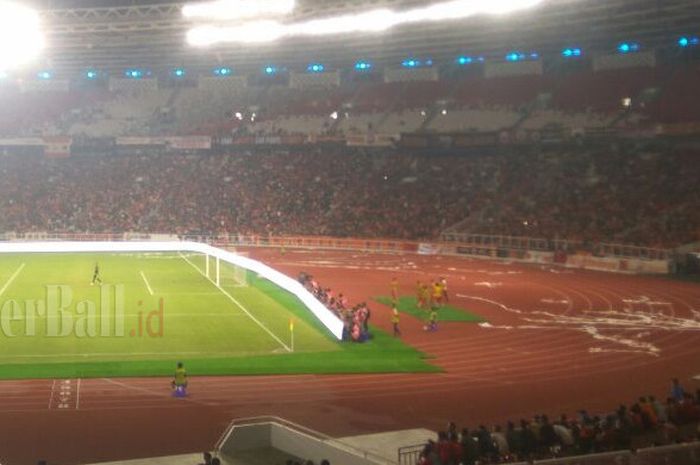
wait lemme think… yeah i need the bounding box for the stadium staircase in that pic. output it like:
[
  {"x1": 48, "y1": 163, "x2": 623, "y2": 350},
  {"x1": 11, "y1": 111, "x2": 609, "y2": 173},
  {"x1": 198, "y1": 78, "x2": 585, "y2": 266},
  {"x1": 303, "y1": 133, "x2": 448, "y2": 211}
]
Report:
[{"x1": 215, "y1": 416, "x2": 400, "y2": 465}]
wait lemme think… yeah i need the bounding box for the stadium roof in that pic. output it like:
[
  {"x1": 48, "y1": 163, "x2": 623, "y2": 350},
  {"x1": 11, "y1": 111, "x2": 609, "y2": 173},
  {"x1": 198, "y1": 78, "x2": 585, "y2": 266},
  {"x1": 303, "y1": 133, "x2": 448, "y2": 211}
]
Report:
[{"x1": 27, "y1": 0, "x2": 700, "y2": 75}]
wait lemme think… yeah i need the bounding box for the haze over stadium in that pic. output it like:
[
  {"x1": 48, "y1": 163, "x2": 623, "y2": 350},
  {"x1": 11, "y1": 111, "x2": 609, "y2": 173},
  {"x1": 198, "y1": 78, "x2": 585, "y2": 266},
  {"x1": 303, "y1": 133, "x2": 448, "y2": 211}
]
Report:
[{"x1": 0, "y1": 0, "x2": 698, "y2": 464}]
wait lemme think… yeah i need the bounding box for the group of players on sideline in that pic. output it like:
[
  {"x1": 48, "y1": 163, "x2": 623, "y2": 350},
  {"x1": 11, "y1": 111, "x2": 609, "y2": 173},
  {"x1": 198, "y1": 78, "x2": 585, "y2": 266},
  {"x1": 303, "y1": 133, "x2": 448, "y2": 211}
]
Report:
[
  {"x1": 297, "y1": 272, "x2": 450, "y2": 341},
  {"x1": 418, "y1": 378, "x2": 700, "y2": 465},
  {"x1": 298, "y1": 272, "x2": 372, "y2": 342}
]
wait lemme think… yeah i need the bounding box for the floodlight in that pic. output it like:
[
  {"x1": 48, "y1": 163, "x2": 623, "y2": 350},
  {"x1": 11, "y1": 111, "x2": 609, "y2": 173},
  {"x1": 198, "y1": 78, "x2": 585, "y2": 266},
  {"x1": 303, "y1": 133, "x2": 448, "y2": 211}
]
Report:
[
  {"x1": 37, "y1": 70, "x2": 52, "y2": 80},
  {"x1": 214, "y1": 67, "x2": 232, "y2": 76},
  {"x1": 186, "y1": 0, "x2": 544, "y2": 46},
  {"x1": 617, "y1": 42, "x2": 639, "y2": 54},
  {"x1": 457, "y1": 56, "x2": 473, "y2": 65},
  {"x1": 307, "y1": 63, "x2": 324, "y2": 73},
  {"x1": 0, "y1": 2, "x2": 44, "y2": 72},
  {"x1": 182, "y1": 0, "x2": 295, "y2": 20},
  {"x1": 173, "y1": 68, "x2": 186, "y2": 77},
  {"x1": 678, "y1": 36, "x2": 698, "y2": 48},
  {"x1": 562, "y1": 47, "x2": 582, "y2": 57}
]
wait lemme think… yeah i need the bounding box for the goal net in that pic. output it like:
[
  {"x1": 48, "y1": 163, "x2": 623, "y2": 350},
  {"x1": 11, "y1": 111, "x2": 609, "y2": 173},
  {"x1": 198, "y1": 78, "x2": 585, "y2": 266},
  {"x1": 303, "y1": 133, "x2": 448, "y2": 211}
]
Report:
[{"x1": 179, "y1": 250, "x2": 248, "y2": 288}]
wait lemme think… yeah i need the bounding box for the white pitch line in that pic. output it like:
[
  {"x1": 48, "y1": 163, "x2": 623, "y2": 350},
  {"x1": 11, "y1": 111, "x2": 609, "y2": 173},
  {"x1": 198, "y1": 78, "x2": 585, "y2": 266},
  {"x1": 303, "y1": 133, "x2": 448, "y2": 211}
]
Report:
[
  {"x1": 0, "y1": 263, "x2": 25, "y2": 297},
  {"x1": 178, "y1": 252, "x2": 292, "y2": 353},
  {"x1": 140, "y1": 270, "x2": 154, "y2": 296}
]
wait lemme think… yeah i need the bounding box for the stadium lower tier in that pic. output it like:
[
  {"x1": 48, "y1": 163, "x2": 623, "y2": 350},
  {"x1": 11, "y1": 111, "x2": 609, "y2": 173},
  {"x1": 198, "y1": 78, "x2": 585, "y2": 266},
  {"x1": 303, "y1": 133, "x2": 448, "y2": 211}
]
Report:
[{"x1": 0, "y1": 145, "x2": 697, "y2": 248}]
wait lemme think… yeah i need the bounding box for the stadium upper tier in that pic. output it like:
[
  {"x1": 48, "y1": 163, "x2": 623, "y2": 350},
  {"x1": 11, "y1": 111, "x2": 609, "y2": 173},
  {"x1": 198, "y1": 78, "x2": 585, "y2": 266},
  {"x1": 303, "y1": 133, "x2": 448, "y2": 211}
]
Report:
[
  {"x1": 0, "y1": 147, "x2": 697, "y2": 248},
  {"x1": 0, "y1": 63, "x2": 698, "y2": 139}
]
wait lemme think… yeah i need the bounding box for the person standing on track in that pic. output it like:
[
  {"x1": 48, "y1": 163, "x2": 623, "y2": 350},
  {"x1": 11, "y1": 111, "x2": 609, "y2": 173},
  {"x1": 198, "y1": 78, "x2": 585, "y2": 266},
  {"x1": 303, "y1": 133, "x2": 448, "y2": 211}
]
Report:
[
  {"x1": 391, "y1": 307, "x2": 401, "y2": 337},
  {"x1": 440, "y1": 276, "x2": 449, "y2": 303},
  {"x1": 391, "y1": 277, "x2": 400, "y2": 306}
]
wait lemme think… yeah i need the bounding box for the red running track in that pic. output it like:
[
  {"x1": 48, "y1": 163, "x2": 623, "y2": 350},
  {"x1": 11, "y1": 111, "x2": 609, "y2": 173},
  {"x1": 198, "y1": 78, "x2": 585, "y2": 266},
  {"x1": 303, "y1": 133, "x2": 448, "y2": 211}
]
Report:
[{"x1": 0, "y1": 248, "x2": 699, "y2": 464}]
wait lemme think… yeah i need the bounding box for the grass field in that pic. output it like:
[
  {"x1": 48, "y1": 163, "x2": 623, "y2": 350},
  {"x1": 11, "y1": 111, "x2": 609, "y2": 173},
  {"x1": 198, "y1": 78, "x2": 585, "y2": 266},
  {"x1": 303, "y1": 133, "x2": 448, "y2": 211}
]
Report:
[
  {"x1": 0, "y1": 252, "x2": 437, "y2": 379},
  {"x1": 375, "y1": 296, "x2": 487, "y2": 323}
]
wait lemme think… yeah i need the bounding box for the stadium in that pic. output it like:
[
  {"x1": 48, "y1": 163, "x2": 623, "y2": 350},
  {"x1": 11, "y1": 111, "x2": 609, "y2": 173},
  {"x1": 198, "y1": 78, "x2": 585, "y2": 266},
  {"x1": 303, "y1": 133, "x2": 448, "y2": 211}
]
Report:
[{"x1": 0, "y1": 0, "x2": 699, "y2": 463}]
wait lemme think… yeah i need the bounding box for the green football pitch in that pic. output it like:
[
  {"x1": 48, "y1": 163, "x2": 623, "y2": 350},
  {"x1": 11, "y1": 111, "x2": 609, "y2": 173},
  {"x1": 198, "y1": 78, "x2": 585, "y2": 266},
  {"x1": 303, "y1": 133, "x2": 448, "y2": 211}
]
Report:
[{"x1": 0, "y1": 252, "x2": 437, "y2": 379}]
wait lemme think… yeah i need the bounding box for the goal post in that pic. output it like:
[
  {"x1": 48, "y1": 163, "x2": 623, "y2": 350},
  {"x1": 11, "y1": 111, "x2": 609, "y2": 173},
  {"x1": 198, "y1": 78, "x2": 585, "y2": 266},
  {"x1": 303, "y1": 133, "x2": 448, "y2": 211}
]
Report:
[{"x1": 213, "y1": 253, "x2": 249, "y2": 288}]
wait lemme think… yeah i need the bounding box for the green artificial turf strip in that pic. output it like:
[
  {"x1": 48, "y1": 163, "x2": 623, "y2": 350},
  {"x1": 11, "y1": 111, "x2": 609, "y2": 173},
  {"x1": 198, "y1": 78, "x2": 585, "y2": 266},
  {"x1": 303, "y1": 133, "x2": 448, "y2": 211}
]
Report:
[
  {"x1": 0, "y1": 252, "x2": 438, "y2": 379},
  {"x1": 375, "y1": 295, "x2": 487, "y2": 323}
]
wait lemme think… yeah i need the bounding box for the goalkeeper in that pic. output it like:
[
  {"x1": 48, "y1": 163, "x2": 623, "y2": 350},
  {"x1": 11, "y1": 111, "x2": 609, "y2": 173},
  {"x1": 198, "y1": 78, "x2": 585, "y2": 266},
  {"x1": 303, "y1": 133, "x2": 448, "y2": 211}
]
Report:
[{"x1": 91, "y1": 262, "x2": 102, "y2": 285}]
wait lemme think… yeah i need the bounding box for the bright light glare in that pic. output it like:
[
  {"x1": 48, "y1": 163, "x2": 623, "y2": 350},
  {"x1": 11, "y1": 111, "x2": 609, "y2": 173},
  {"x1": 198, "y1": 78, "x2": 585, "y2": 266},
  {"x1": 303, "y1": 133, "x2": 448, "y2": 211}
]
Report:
[
  {"x1": 0, "y1": 2, "x2": 44, "y2": 72},
  {"x1": 187, "y1": 0, "x2": 544, "y2": 46},
  {"x1": 183, "y1": 0, "x2": 295, "y2": 20},
  {"x1": 188, "y1": 21, "x2": 284, "y2": 45}
]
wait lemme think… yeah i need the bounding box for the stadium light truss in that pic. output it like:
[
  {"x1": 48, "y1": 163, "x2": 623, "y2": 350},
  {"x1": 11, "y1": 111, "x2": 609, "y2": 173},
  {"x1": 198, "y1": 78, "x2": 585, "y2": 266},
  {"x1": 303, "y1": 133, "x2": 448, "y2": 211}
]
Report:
[
  {"x1": 0, "y1": 2, "x2": 44, "y2": 72},
  {"x1": 187, "y1": 0, "x2": 544, "y2": 46},
  {"x1": 182, "y1": 0, "x2": 295, "y2": 21}
]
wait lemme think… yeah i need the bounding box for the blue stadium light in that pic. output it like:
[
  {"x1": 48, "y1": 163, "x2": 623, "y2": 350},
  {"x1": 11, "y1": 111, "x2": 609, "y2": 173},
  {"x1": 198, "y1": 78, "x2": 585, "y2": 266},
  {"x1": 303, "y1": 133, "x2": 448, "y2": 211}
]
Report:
[
  {"x1": 678, "y1": 36, "x2": 699, "y2": 48},
  {"x1": 402, "y1": 59, "x2": 420, "y2": 68},
  {"x1": 213, "y1": 67, "x2": 232, "y2": 76},
  {"x1": 457, "y1": 56, "x2": 473, "y2": 65},
  {"x1": 85, "y1": 70, "x2": 98, "y2": 79},
  {"x1": 172, "y1": 68, "x2": 186, "y2": 78},
  {"x1": 125, "y1": 69, "x2": 143, "y2": 79},
  {"x1": 425, "y1": 59, "x2": 433, "y2": 66},
  {"x1": 307, "y1": 63, "x2": 325, "y2": 73},
  {"x1": 354, "y1": 61, "x2": 372, "y2": 71},
  {"x1": 264, "y1": 65, "x2": 277, "y2": 75},
  {"x1": 617, "y1": 42, "x2": 640, "y2": 54},
  {"x1": 477, "y1": 56, "x2": 485, "y2": 62},
  {"x1": 505, "y1": 52, "x2": 521, "y2": 62},
  {"x1": 37, "y1": 70, "x2": 52, "y2": 80},
  {"x1": 530, "y1": 52, "x2": 539, "y2": 59},
  {"x1": 562, "y1": 47, "x2": 582, "y2": 57}
]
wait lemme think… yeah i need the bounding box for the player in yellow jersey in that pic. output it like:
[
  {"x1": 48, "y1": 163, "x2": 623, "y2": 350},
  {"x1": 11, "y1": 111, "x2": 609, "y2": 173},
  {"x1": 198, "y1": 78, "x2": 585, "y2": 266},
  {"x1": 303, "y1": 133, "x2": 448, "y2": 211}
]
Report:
[
  {"x1": 171, "y1": 362, "x2": 188, "y2": 395},
  {"x1": 391, "y1": 307, "x2": 401, "y2": 337},
  {"x1": 432, "y1": 281, "x2": 444, "y2": 307},
  {"x1": 390, "y1": 277, "x2": 399, "y2": 305}
]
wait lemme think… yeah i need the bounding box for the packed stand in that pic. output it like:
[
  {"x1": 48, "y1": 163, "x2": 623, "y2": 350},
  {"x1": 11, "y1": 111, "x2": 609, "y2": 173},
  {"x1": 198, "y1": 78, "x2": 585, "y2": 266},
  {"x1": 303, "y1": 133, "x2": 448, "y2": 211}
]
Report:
[
  {"x1": 0, "y1": 146, "x2": 698, "y2": 247},
  {"x1": 297, "y1": 272, "x2": 371, "y2": 342},
  {"x1": 418, "y1": 379, "x2": 700, "y2": 464}
]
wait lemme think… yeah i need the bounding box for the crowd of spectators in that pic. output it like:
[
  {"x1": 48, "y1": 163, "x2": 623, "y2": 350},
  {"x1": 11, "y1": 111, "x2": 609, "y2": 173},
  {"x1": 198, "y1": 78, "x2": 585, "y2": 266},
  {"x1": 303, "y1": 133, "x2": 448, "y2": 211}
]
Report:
[
  {"x1": 298, "y1": 272, "x2": 371, "y2": 342},
  {"x1": 463, "y1": 147, "x2": 700, "y2": 248},
  {"x1": 418, "y1": 379, "x2": 700, "y2": 465},
  {"x1": 0, "y1": 146, "x2": 697, "y2": 248}
]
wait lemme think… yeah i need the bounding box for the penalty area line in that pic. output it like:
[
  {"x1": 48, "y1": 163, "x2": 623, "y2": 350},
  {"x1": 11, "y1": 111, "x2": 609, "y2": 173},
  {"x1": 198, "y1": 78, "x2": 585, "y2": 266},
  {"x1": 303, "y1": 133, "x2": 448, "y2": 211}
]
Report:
[
  {"x1": 0, "y1": 263, "x2": 25, "y2": 298},
  {"x1": 139, "y1": 270, "x2": 154, "y2": 296},
  {"x1": 178, "y1": 252, "x2": 292, "y2": 353}
]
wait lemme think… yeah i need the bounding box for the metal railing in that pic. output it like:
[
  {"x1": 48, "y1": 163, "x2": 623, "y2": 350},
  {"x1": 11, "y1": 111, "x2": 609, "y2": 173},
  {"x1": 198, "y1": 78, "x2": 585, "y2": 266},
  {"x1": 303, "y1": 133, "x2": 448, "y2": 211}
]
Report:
[{"x1": 0, "y1": 230, "x2": 671, "y2": 262}]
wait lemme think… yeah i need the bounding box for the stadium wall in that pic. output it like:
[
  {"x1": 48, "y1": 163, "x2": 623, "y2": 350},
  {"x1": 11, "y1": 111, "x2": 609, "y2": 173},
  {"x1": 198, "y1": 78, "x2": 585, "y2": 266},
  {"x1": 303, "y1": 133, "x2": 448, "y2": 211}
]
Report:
[{"x1": 0, "y1": 233, "x2": 671, "y2": 276}]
